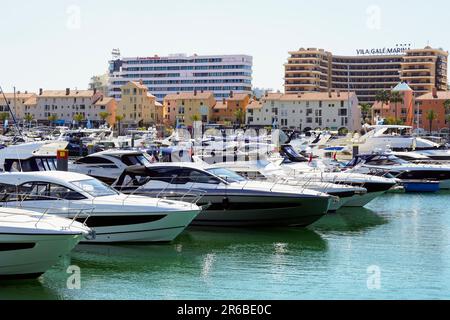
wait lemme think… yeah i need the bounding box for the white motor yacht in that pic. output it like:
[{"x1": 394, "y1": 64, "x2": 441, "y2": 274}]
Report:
[
  {"x1": 69, "y1": 149, "x2": 156, "y2": 184},
  {"x1": 0, "y1": 207, "x2": 90, "y2": 279},
  {"x1": 331, "y1": 125, "x2": 441, "y2": 154},
  {"x1": 203, "y1": 161, "x2": 367, "y2": 211},
  {"x1": 0, "y1": 171, "x2": 201, "y2": 243},
  {"x1": 345, "y1": 152, "x2": 450, "y2": 189},
  {"x1": 112, "y1": 163, "x2": 332, "y2": 227}
]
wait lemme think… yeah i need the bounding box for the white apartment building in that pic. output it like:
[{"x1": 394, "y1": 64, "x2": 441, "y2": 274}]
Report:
[
  {"x1": 108, "y1": 53, "x2": 253, "y2": 102},
  {"x1": 246, "y1": 91, "x2": 361, "y2": 132},
  {"x1": 25, "y1": 88, "x2": 117, "y2": 126}
]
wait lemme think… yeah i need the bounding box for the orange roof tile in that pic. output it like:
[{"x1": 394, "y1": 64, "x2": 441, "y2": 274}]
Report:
[
  {"x1": 39, "y1": 90, "x2": 94, "y2": 98},
  {"x1": 416, "y1": 91, "x2": 450, "y2": 101}
]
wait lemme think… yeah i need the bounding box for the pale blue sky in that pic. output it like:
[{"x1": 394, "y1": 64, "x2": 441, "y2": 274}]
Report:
[{"x1": 0, "y1": 0, "x2": 448, "y2": 93}]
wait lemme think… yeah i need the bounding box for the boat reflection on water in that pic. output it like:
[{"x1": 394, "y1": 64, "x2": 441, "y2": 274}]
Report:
[
  {"x1": 71, "y1": 227, "x2": 327, "y2": 270},
  {"x1": 311, "y1": 207, "x2": 388, "y2": 233}
]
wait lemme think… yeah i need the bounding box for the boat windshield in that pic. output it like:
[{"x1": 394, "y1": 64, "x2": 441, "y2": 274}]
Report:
[
  {"x1": 121, "y1": 153, "x2": 153, "y2": 166},
  {"x1": 366, "y1": 155, "x2": 409, "y2": 165},
  {"x1": 71, "y1": 179, "x2": 119, "y2": 197},
  {"x1": 206, "y1": 168, "x2": 247, "y2": 182}
]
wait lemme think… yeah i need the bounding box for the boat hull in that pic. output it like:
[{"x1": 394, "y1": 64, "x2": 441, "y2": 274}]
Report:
[
  {"x1": 190, "y1": 195, "x2": 330, "y2": 227},
  {"x1": 74, "y1": 210, "x2": 200, "y2": 243},
  {"x1": 343, "y1": 191, "x2": 385, "y2": 207},
  {"x1": 0, "y1": 233, "x2": 83, "y2": 279}
]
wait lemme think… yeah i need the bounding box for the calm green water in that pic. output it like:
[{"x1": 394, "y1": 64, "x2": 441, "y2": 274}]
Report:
[{"x1": 1, "y1": 192, "x2": 450, "y2": 300}]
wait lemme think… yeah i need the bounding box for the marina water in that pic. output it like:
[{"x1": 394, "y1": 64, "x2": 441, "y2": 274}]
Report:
[{"x1": 1, "y1": 192, "x2": 450, "y2": 300}]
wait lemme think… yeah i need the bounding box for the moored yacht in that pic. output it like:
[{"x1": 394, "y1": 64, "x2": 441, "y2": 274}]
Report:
[
  {"x1": 0, "y1": 171, "x2": 201, "y2": 243},
  {"x1": 267, "y1": 145, "x2": 398, "y2": 206},
  {"x1": 203, "y1": 162, "x2": 367, "y2": 211},
  {"x1": 111, "y1": 163, "x2": 332, "y2": 227},
  {"x1": 346, "y1": 152, "x2": 450, "y2": 189},
  {"x1": 0, "y1": 207, "x2": 90, "y2": 279}
]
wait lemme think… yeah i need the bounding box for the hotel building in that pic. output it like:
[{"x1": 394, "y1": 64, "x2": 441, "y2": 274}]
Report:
[
  {"x1": 284, "y1": 46, "x2": 448, "y2": 104},
  {"x1": 246, "y1": 91, "x2": 361, "y2": 132},
  {"x1": 109, "y1": 54, "x2": 253, "y2": 102}
]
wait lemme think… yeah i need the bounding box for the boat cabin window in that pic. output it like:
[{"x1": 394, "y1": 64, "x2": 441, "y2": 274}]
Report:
[
  {"x1": 16, "y1": 182, "x2": 87, "y2": 201},
  {"x1": 74, "y1": 156, "x2": 118, "y2": 169},
  {"x1": 348, "y1": 155, "x2": 409, "y2": 167},
  {"x1": 121, "y1": 154, "x2": 153, "y2": 167},
  {"x1": 4, "y1": 157, "x2": 58, "y2": 172},
  {"x1": 132, "y1": 167, "x2": 223, "y2": 185},
  {"x1": 75, "y1": 157, "x2": 114, "y2": 165},
  {"x1": 71, "y1": 179, "x2": 119, "y2": 197},
  {"x1": 0, "y1": 183, "x2": 20, "y2": 201},
  {"x1": 206, "y1": 168, "x2": 247, "y2": 182}
]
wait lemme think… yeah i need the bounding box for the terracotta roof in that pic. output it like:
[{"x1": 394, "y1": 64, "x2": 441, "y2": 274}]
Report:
[
  {"x1": 130, "y1": 81, "x2": 148, "y2": 90},
  {"x1": 155, "y1": 101, "x2": 163, "y2": 107},
  {"x1": 260, "y1": 93, "x2": 284, "y2": 101},
  {"x1": 213, "y1": 101, "x2": 228, "y2": 110},
  {"x1": 164, "y1": 91, "x2": 214, "y2": 100},
  {"x1": 1, "y1": 93, "x2": 36, "y2": 100},
  {"x1": 246, "y1": 100, "x2": 263, "y2": 109},
  {"x1": 24, "y1": 96, "x2": 37, "y2": 106},
  {"x1": 227, "y1": 93, "x2": 250, "y2": 101},
  {"x1": 416, "y1": 91, "x2": 450, "y2": 101},
  {"x1": 39, "y1": 90, "x2": 94, "y2": 98},
  {"x1": 147, "y1": 92, "x2": 156, "y2": 98},
  {"x1": 94, "y1": 97, "x2": 115, "y2": 106}
]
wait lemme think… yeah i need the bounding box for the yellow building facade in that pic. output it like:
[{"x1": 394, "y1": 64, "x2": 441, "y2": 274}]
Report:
[
  {"x1": 163, "y1": 91, "x2": 215, "y2": 127},
  {"x1": 118, "y1": 81, "x2": 162, "y2": 126}
]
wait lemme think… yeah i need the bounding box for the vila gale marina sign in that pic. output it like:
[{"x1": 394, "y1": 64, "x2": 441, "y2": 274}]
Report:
[{"x1": 356, "y1": 44, "x2": 412, "y2": 56}]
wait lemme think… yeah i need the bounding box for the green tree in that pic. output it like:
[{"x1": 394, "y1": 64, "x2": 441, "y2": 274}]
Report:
[
  {"x1": 390, "y1": 91, "x2": 403, "y2": 123},
  {"x1": 375, "y1": 90, "x2": 390, "y2": 119},
  {"x1": 426, "y1": 110, "x2": 437, "y2": 135},
  {"x1": 24, "y1": 114, "x2": 34, "y2": 128},
  {"x1": 115, "y1": 115, "x2": 124, "y2": 135},
  {"x1": 234, "y1": 108, "x2": 245, "y2": 127},
  {"x1": 0, "y1": 113, "x2": 9, "y2": 133},
  {"x1": 99, "y1": 112, "x2": 110, "y2": 125},
  {"x1": 48, "y1": 114, "x2": 58, "y2": 127},
  {"x1": 73, "y1": 113, "x2": 85, "y2": 128},
  {"x1": 360, "y1": 103, "x2": 373, "y2": 124},
  {"x1": 190, "y1": 114, "x2": 201, "y2": 122}
]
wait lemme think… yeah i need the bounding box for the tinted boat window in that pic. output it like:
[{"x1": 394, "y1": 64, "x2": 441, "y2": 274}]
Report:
[
  {"x1": 17, "y1": 182, "x2": 86, "y2": 201},
  {"x1": 75, "y1": 157, "x2": 114, "y2": 164}
]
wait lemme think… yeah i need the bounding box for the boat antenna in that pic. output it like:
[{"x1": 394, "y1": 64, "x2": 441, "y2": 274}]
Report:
[{"x1": 0, "y1": 85, "x2": 23, "y2": 138}]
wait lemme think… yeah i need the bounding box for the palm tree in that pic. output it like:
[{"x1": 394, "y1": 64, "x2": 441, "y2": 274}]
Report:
[
  {"x1": 47, "y1": 114, "x2": 58, "y2": 127},
  {"x1": 390, "y1": 91, "x2": 403, "y2": 124},
  {"x1": 190, "y1": 114, "x2": 201, "y2": 123},
  {"x1": 24, "y1": 114, "x2": 34, "y2": 128},
  {"x1": 426, "y1": 110, "x2": 437, "y2": 135},
  {"x1": 115, "y1": 115, "x2": 124, "y2": 135},
  {"x1": 375, "y1": 90, "x2": 390, "y2": 119},
  {"x1": 0, "y1": 113, "x2": 9, "y2": 132},
  {"x1": 73, "y1": 113, "x2": 85, "y2": 128},
  {"x1": 234, "y1": 108, "x2": 245, "y2": 127},
  {"x1": 444, "y1": 99, "x2": 450, "y2": 139},
  {"x1": 360, "y1": 103, "x2": 372, "y2": 124},
  {"x1": 99, "y1": 112, "x2": 110, "y2": 125}
]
